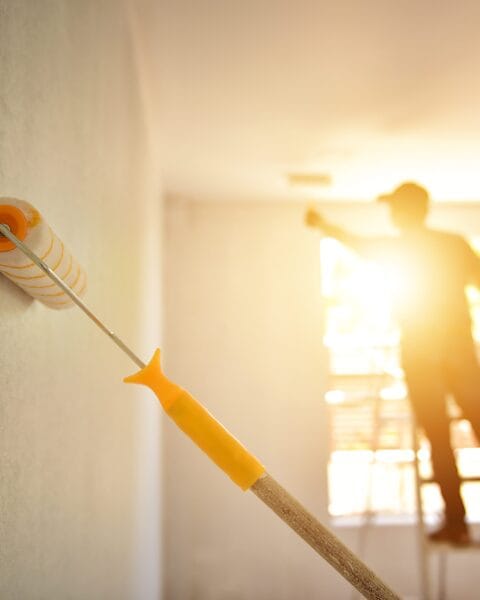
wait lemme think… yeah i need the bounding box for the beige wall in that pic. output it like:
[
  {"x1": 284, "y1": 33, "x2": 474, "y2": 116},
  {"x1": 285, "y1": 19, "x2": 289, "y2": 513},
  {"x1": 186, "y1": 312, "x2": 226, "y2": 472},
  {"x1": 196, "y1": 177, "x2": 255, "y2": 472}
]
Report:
[
  {"x1": 164, "y1": 199, "x2": 337, "y2": 599},
  {"x1": 0, "y1": 2, "x2": 163, "y2": 599}
]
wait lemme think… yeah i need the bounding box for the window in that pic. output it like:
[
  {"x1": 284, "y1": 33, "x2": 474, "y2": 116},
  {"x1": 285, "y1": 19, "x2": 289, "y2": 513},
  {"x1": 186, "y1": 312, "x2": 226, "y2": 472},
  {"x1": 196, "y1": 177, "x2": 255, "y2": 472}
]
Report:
[{"x1": 322, "y1": 237, "x2": 480, "y2": 522}]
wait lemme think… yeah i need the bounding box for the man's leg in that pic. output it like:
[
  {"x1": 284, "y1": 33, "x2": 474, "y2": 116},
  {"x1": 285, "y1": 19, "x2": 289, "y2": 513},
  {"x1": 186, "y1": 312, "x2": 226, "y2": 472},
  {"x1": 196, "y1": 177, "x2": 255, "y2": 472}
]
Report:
[{"x1": 403, "y1": 355, "x2": 467, "y2": 528}]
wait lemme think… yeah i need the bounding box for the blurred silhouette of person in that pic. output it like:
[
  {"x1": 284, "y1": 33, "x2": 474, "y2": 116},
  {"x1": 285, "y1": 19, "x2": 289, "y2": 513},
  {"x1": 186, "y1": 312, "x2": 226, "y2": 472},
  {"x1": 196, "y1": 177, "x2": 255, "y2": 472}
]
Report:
[{"x1": 306, "y1": 182, "x2": 480, "y2": 544}]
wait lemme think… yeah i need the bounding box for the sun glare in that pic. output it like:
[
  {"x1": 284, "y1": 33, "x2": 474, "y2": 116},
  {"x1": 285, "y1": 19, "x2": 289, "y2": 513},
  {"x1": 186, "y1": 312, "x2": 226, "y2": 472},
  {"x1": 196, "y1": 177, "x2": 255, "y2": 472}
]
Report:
[
  {"x1": 321, "y1": 234, "x2": 480, "y2": 520},
  {"x1": 320, "y1": 238, "x2": 401, "y2": 354}
]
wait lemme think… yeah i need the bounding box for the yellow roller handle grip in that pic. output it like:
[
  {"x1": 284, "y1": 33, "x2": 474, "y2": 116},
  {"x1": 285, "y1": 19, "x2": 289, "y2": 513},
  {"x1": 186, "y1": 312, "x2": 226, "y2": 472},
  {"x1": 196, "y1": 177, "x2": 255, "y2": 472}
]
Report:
[{"x1": 124, "y1": 349, "x2": 266, "y2": 490}]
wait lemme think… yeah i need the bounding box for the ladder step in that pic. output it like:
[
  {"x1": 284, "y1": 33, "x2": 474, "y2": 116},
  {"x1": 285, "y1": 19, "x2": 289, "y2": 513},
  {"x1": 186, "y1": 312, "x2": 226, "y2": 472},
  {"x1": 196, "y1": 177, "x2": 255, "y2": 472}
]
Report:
[{"x1": 420, "y1": 475, "x2": 480, "y2": 484}]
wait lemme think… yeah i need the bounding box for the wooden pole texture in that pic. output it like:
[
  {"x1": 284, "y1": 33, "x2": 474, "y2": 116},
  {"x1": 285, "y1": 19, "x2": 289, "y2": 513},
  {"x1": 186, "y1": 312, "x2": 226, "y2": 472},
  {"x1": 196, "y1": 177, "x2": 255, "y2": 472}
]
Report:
[{"x1": 251, "y1": 473, "x2": 400, "y2": 600}]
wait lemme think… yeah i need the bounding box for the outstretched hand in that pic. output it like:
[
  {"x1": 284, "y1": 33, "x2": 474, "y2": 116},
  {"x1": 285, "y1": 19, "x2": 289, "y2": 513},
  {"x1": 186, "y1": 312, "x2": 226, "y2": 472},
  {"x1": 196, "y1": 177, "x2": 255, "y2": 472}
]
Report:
[
  {"x1": 304, "y1": 207, "x2": 356, "y2": 251},
  {"x1": 304, "y1": 207, "x2": 326, "y2": 230}
]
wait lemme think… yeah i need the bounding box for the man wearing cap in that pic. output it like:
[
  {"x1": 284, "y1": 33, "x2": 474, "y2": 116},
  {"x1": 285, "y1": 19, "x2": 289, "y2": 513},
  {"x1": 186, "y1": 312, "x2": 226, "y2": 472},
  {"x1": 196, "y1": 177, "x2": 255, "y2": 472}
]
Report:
[{"x1": 306, "y1": 182, "x2": 480, "y2": 544}]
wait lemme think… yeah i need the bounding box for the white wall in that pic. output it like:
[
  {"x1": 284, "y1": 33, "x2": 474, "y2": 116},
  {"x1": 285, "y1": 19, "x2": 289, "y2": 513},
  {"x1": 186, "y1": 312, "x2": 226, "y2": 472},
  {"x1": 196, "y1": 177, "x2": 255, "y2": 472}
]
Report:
[
  {"x1": 0, "y1": 2, "x2": 163, "y2": 599},
  {"x1": 164, "y1": 199, "x2": 343, "y2": 599},
  {"x1": 164, "y1": 197, "x2": 480, "y2": 600}
]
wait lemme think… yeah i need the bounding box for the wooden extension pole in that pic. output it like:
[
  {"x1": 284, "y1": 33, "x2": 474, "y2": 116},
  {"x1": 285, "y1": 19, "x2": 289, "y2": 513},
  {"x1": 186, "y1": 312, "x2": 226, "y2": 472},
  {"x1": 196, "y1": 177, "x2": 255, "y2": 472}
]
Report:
[{"x1": 251, "y1": 473, "x2": 400, "y2": 600}]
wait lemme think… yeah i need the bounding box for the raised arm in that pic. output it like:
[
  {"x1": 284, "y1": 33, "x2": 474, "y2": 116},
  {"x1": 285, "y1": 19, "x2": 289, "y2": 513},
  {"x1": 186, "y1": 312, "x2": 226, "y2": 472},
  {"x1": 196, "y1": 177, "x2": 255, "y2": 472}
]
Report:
[{"x1": 304, "y1": 207, "x2": 384, "y2": 260}]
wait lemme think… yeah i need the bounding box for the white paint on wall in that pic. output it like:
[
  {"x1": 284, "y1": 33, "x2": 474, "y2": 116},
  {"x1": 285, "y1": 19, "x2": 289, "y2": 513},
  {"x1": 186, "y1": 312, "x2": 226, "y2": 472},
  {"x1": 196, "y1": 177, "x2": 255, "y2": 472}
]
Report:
[{"x1": 0, "y1": 2, "x2": 163, "y2": 599}]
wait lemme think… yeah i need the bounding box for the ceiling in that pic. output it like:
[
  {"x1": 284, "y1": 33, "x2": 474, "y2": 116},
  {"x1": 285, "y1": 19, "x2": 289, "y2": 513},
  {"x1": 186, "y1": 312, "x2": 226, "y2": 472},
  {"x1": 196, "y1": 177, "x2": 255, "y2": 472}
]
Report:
[{"x1": 139, "y1": 0, "x2": 480, "y2": 202}]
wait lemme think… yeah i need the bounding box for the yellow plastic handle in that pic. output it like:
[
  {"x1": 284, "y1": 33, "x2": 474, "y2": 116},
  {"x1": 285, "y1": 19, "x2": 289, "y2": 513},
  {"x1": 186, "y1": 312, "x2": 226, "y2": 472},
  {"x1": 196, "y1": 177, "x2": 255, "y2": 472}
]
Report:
[{"x1": 124, "y1": 349, "x2": 266, "y2": 491}]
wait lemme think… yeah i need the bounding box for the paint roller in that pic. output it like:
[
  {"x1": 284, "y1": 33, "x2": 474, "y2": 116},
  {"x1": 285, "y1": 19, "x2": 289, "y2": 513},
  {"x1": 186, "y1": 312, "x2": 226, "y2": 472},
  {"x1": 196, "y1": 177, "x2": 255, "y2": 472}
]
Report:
[
  {"x1": 0, "y1": 199, "x2": 87, "y2": 308},
  {"x1": 0, "y1": 199, "x2": 400, "y2": 600}
]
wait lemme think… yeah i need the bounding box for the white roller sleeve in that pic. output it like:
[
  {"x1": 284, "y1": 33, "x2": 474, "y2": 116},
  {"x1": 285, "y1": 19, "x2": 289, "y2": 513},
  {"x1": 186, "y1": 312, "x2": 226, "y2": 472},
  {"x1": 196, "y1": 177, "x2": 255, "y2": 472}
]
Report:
[{"x1": 0, "y1": 198, "x2": 87, "y2": 309}]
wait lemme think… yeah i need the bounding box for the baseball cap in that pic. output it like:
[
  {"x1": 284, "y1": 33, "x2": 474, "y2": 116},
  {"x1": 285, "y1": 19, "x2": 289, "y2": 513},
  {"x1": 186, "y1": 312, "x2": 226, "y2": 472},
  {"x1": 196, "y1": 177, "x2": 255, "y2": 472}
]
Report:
[{"x1": 377, "y1": 182, "x2": 430, "y2": 204}]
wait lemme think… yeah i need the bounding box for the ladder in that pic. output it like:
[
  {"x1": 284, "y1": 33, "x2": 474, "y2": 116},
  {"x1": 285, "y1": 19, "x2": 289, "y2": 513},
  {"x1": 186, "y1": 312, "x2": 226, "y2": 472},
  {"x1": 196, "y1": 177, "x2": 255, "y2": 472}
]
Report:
[{"x1": 413, "y1": 415, "x2": 480, "y2": 600}]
